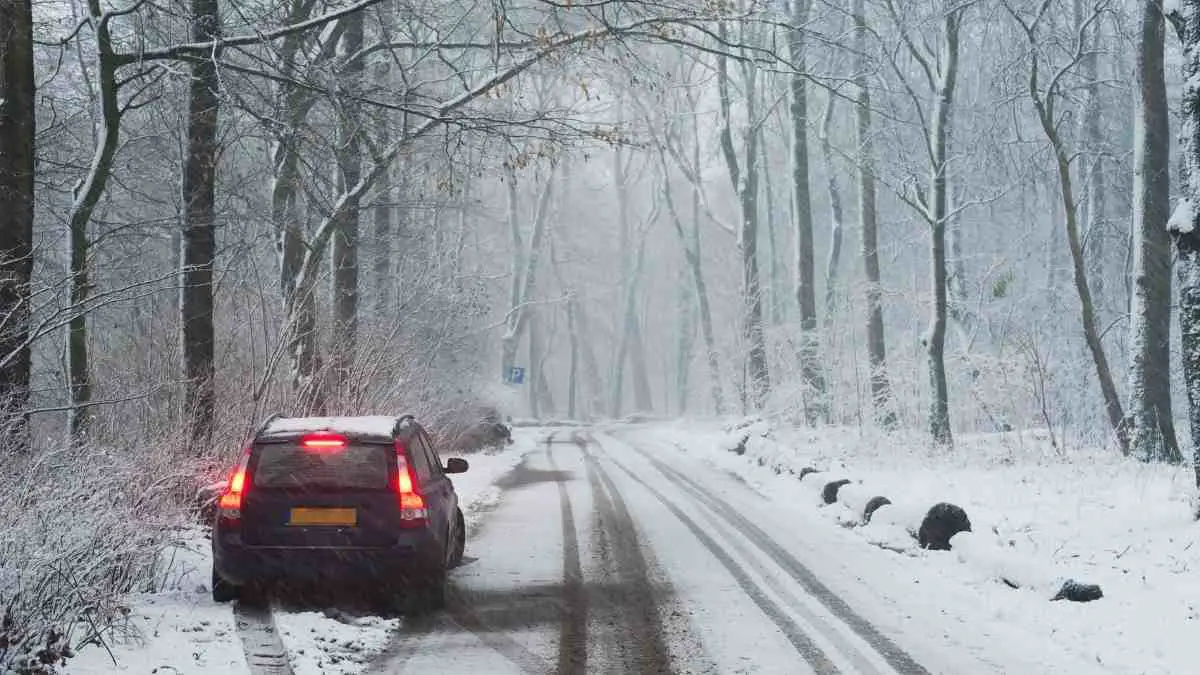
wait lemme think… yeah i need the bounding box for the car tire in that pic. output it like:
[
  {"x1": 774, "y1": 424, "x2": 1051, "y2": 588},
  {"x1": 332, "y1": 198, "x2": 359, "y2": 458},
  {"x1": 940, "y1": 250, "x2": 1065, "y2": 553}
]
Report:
[
  {"x1": 211, "y1": 568, "x2": 239, "y2": 603},
  {"x1": 449, "y1": 510, "x2": 466, "y2": 568}
]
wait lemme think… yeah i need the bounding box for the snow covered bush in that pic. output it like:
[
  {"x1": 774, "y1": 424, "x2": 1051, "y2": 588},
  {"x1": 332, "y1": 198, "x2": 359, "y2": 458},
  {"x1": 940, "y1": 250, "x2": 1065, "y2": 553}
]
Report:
[{"x1": 0, "y1": 438, "x2": 186, "y2": 672}]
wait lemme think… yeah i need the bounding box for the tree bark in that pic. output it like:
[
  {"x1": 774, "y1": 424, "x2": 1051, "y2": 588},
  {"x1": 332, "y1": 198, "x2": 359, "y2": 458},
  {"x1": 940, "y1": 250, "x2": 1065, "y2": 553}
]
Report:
[
  {"x1": 717, "y1": 23, "x2": 769, "y2": 408},
  {"x1": 789, "y1": 0, "x2": 826, "y2": 420},
  {"x1": 1077, "y1": 0, "x2": 1107, "y2": 308},
  {"x1": 925, "y1": 10, "x2": 960, "y2": 448},
  {"x1": 761, "y1": 132, "x2": 784, "y2": 326},
  {"x1": 629, "y1": 300, "x2": 654, "y2": 413},
  {"x1": 180, "y1": 0, "x2": 221, "y2": 454},
  {"x1": 68, "y1": 1, "x2": 125, "y2": 439},
  {"x1": 1128, "y1": 0, "x2": 1181, "y2": 462},
  {"x1": 1022, "y1": 10, "x2": 1127, "y2": 454},
  {"x1": 566, "y1": 294, "x2": 579, "y2": 419},
  {"x1": 609, "y1": 145, "x2": 656, "y2": 416},
  {"x1": 573, "y1": 298, "x2": 605, "y2": 418},
  {"x1": 1172, "y1": 0, "x2": 1200, "y2": 507},
  {"x1": 330, "y1": 11, "x2": 364, "y2": 399},
  {"x1": 854, "y1": 0, "x2": 896, "y2": 429},
  {"x1": 662, "y1": 158, "x2": 724, "y2": 415},
  {"x1": 528, "y1": 305, "x2": 543, "y2": 418},
  {"x1": 820, "y1": 95, "x2": 844, "y2": 318},
  {"x1": 674, "y1": 267, "x2": 695, "y2": 414},
  {"x1": 0, "y1": 0, "x2": 35, "y2": 450},
  {"x1": 372, "y1": 163, "x2": 392, "y2": 316},
  {"x1": 609, "y1": 145, "x2": 631, "y2": 416},
  {"x1": 499, "y1": 163, "x2": 556, "y2": 382}
]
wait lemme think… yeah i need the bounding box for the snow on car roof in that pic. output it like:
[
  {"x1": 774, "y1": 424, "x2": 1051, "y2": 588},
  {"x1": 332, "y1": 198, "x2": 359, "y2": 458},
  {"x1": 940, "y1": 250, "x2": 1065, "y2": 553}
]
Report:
[{"x1": 261, "y1": 415, "x2": 406, "y2": 438}]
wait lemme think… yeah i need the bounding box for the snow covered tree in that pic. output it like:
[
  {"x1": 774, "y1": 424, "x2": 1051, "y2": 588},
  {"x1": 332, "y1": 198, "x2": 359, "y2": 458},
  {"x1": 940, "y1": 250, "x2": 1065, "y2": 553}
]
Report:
[
  {"x1": 1167, "y1": 0, "x2": 1200, "y2": 499},
  {"x1": 180, "y1": 0, "x2": 221, "y2": 455},
  {"x1": 1007, "y1": 0, "x2": 1128, "y2": 454},
  {"x1": 878, "y1": 0, "x2": 964, "y2": 446},
  {"x1": 853, "y1": 0, "x2": 896, "y2": 430},
  {"x1": 1128, "y1": 0, "x2": 1180, "y2": 463},
  {"x1": 0, "y1": 0, "x2": 34, "y2": 450},
  {"x1": 789, "y1": 0, "x2": 827, "y2": 422}
]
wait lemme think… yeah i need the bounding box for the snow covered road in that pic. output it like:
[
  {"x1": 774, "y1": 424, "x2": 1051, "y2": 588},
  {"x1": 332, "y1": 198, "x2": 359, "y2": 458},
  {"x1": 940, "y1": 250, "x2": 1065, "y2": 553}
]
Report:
[
  {"x1": 72, "y1": 424, "x2": 1125, "y2": 674},
  {"x1": 367, "y1": 429, "x2": 935, "y2": 674}
]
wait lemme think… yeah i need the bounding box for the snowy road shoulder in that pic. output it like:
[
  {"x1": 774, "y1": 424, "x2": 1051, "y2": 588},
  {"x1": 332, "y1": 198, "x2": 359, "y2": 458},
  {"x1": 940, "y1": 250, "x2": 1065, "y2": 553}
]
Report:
[
  {"x1": 64, "y1": 431, "x2": 540, "y2": 675},
  {"x1": 619, "y1": 419, "x2": 1200, "y2": 675}
]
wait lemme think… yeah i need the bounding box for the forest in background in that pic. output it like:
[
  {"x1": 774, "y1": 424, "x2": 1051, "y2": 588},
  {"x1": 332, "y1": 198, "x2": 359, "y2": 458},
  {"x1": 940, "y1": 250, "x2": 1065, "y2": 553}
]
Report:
[{"x1": 4, "y1": 0, "x2": 1200, "y2": 666}]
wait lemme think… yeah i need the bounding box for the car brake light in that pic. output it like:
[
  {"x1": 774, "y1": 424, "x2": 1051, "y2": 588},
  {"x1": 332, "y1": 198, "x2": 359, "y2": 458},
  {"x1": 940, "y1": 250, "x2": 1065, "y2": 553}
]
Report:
[
  {"x1": 218, "y1": 447, "x2": 252, "y2": 521},
  {"x1": 301, "y1": 432, "x2": 347, "y2": 450},
  {"x1": 394, "y1": 441, "x2": 428, "y2": 527}
]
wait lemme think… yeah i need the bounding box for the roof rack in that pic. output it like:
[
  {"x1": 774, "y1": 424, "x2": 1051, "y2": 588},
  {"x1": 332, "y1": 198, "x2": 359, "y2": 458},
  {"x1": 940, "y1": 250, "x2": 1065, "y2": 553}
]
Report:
[
  {"x1": 393, "y1": 413, "x2": 416, "y2": 434},
  {"x1": 251, "y1": 413, "x2": 282, "y2": 438}
]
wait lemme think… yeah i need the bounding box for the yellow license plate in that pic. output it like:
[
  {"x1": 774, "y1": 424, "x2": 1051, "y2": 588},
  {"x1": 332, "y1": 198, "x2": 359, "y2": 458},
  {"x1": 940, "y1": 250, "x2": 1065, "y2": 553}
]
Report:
[{"x1": 288, "y1": 507, "x2": 357, "y2": 526}]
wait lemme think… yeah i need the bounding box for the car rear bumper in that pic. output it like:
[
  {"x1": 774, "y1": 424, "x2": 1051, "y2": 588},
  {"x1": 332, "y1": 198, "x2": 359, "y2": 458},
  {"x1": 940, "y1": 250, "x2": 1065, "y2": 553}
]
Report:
[{"x1": 212, "y1": 531, "x2": 440, "y2": 587}]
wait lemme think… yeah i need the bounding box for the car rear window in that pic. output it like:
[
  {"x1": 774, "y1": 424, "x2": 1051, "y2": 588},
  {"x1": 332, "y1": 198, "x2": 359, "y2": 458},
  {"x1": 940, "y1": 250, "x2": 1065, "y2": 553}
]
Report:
[{"x1": 252, "y1": 442, "x2": 392, "y2": 489}]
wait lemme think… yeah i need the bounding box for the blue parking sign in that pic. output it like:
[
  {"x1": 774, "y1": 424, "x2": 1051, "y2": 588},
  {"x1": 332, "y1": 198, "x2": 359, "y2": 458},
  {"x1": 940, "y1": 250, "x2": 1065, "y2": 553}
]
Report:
[{"x1": 506, "y1": 366, "x2": 525, "y2": 385}]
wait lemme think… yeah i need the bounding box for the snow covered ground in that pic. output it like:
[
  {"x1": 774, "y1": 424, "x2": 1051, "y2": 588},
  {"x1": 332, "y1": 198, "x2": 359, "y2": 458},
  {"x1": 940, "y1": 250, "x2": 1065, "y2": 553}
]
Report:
[
  {"x1": 65, "y1": 431, "x2": 537, "y2": 675},
  {"x1": 63, "y1": 420, "x2": 1200, "y2": 674},
  {"x1": 623, "y1": 419, "x2": 1200, "y2": 675}
]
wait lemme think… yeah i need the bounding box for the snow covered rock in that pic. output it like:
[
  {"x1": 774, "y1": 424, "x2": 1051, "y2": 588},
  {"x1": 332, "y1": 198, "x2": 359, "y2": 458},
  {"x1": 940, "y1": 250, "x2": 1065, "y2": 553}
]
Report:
[
  {"x1": 822, "y1": 478, "x2": 852, "y2": 505},
  {"x1": 918, "y1": 502, "x2": 972, "y2": 550},
  {"x1": 863, "y1": 496, "x2": 892, "y2": 523}
]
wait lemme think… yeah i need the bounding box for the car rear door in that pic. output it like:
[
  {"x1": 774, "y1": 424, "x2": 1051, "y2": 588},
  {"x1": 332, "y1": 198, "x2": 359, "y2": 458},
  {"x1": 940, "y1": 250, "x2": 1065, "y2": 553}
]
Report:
[
  {"x1": 242, "y1": 439, "x2": 399, "y2": 548},
  {"x1": 413, "y1": 430, "x2": 455, "y2": 544}
]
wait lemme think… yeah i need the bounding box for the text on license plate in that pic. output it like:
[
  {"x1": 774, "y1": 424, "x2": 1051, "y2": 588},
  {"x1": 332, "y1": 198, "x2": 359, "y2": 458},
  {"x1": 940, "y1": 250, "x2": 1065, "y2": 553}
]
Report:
[{"x1": 288, "y1": 507, "x2": 357, "y2": 526}]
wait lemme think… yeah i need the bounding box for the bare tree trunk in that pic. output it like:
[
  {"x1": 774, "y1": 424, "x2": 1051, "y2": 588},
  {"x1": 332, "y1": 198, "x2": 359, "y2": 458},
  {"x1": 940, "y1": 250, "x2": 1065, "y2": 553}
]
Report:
[
  {"x1": 372, "y1": 164, "x2": 392, "y2": 316},
  {"x1": 1021, "y1": 15, "x2": 1128, "y2": 454},
  {"x1": 925, "y1": 10, "x2": 960, "y2": 448},
  {"x1": 660, "y1": 156, "x2": 724, "y2": 416},
  {"x1": 854, "y1": 0, "x2": 896, "y2": 429},
  {"x1": 761, "y1": 134, "x2": 784, "y2": 326},
  {"x1": 180, "y1": 0, "x2": 221, "y2": 454},
  {"x1": 820, "y1": 95, "x2": 844, "y2": 318},
  {"x1": 1171, "y1": 0, "x2": 1200, "y2": 507},
  {"x1": 610, "y1": 144, "x2": 653, "y2": 415},
  {"x1": 788, "y1": 0, "x2": 825, "y2": 420},
  {"x1": 1129, "y1": 0, "x2": 1181, "y2": 462},
  {"x1": 68, "y1": 0, "x2": 125, "y2": 439},
  {"x1": 674, "y1": 269, "x2": 695, "y2": 414},
  {"x1": 330, "y1": 12, "x2": 363, "y2": 400},
  {"x1": 1077, "y1": 0, "x2": 1107, "y2": 308},
  {"x1": 0, "y1": 0, "x2": 35, "y2": 450},
  {"x1": 499, "y1": 163, "x2": 557, "y2": 381},
  {"x1": 629, "y1": 305, "x2": 653, "y2": 412},
  {"x1": 566, "y1": 295, "x2": 579, "y2": 419},
  {"x1": 528, "y1": 306, "x2": 543, "y2": 418},
  {"x1": 573, "y1": 298, "x2": 605, "y2": 418},
  {"x1": 717, "y1": 23, "x2": 769, "y2": 408}
]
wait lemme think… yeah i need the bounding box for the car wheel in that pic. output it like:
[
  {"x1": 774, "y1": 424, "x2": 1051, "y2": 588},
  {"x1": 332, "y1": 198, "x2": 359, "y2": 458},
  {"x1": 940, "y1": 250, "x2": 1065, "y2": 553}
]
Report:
[
  {"x1": 211, "y1": 568, "x2": 239, "y2": 603},
  {"x1": 450, "y1": 510, "x2": 466, "y2": 568}
]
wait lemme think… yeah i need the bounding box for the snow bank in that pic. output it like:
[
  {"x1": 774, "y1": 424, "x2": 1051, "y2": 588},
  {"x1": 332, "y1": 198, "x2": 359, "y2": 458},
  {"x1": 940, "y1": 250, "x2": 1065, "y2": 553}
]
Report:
[{"x1": 635, "y1": 418, "x2": 1200, "y2": 673}]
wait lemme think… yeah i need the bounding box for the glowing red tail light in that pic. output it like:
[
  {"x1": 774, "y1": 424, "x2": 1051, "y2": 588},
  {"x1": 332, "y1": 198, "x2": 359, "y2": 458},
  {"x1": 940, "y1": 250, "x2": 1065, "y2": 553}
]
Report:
[
  {"x1": 301, "y1": 432, "x2": 347, "y2": 450},
  {"x1": 394, "y1": 441, "x2": 428, "y2": 527},
  {"x1": 218, "y1": 447, "x2": 252, "y2": 521}
]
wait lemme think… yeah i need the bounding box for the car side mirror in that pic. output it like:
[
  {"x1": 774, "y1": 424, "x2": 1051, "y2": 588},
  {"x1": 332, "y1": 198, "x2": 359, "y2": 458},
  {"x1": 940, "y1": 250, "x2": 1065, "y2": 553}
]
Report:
[{"x1": 445, "y1": 457, "x2": 469, "y2": 474}]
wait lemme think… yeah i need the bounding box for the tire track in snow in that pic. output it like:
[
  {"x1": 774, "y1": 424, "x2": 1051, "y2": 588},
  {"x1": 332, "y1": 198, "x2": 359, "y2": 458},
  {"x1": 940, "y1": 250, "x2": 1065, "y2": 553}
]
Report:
[
  {"x1": 442, "y1": 590, "x2": 556, "y2": 673},
  {"x1": 366, "y1": 432, "x2": 560, "y2": 675},
  {"x1": 627, "y1": 440, "x2": 931, "y2": 675},
  {"x1": 547, "y1": 433, "x2": 588, "y2": 674},
  {"x1": 234, "y1": 599, "x2": 295, "y2": 675},
  {"x1": 591, "y1": 440, "x2": 840, "y2": 674},
  {"x1": 362, "y1": 613, "x2": 437, "y2": 673},
  {"x1": 576, "y1": 432, "x2": 673, "y2": 674}
]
